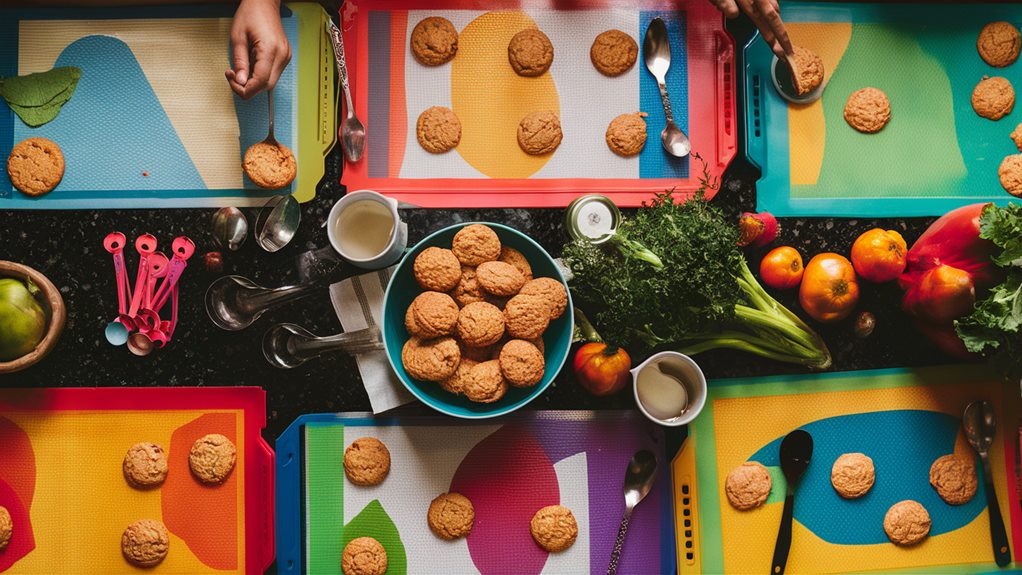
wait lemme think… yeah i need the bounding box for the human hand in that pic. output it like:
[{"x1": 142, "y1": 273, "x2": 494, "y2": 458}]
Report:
[
  {"x1": 709, "y1": 0, "x2": 793, "y2": 59},
  {"x1": 226, "y1": 0, "x2": 292, "y2": 99}
]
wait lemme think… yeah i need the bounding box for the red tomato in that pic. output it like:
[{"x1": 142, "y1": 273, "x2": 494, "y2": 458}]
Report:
[
  {"x1": 759, "y1": 246, "x2": 804, "y2": 290},
  {"x1": 573, "y1": 343, "x2": 631, "y2": 397}
]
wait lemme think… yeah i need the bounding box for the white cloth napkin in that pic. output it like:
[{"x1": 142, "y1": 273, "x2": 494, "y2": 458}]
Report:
[{"x1": 329, "y1": 265, "x2": 414, "y2": 414}]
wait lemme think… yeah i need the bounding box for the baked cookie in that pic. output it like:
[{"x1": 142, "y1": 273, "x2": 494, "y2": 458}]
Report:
[
  {"x1": 440, "y1": 358, "x2": 477, "y2": 395},
  {"x1": 344, "y1": 436, "x2": 391, "y2": 486},
  {"x1": 342, "y1": 536, "x2": 388, "y2": 575},
  {"x1": 451, "y1": 266, "x2": 486, "y2": 307},
  {"x1": 414, "y1": 247, "x2": 462, "y2": 291},
  {"x1": 428, "y1": 492, "x2": 475, "y2": 540},
  {"x1": 123, "y1": 442, "x2": 169, "y2": 489},
  {"x1": 121, "y1": 519, "x2": 170, "y2": 567},
  {"x1": 508, "y1": 29, "x2": 554, "y2": 77},
  {"x1": 0, "y1": 506, "x2": 11, "y2": 551},
  {"x1": 1011, "y1": 122, "x2": 1022, "y2": 151},
  {"x1": 883, "y1": 500, "x2": 931, "y2": 546},
  {"x1": 416, "y1": 106, "x2": 461, "y2": 153},
  {"x1": 590, "y1": 30, "x2": 638, "y2": 77},
  {"x1": 243, "y1": 141, "x2": 297, "y2": 189},
  {"x1": 978, "y1": 21, "x2": 1021, "y2": 68},
  {"x1": 463, "y1": 360, "x2": 509, "y2": 403},
  {"x1": 518, "y1": 111, "x2": 562, "y2": 155},
  {"x1": 504, "y1": 294, "x2": 551, "y2": 340},
  {"x1": 830, "y1": 452, "x2": 874, "y2": 499},
  {"x1": 410, "y1": 291, "x2": 459, "y2": 338},
  {"x1": 7, "y1": 137, "x2": 64, "y2": 196},
  {"x1": 929, "y1": 454, "x2": 978, "y2": 505},
  {"x1": 605, "y1": 112, "x2": 648, "y2": 157},
  {"x1": 452, "y1": 224, "x2": 501, "y2": 266},
  {"x1": 530, "y1": 505, "x2": 578, "y2": 552},
  {"x1": 189, "y1": 434, "x2": 236, "y2": 485},
  {"x1": 456, "y1": 301, "x2": 505, "y2": 348},
  {"x1": 518, "y1": 277, "x2": 568, "y2": 320},
  {"x1": 411, "y1": 17, "x2": 458, "y2": 66},
  {"x1": 725, "y1": 461, "x2": 771, "y2": 510},
  {"x1": 476, "y1": 261, "x2": 527, "y2": 296},
  {"x1": 499, "y1": 339, "x2": 545, "y2": 387},
  {"x1": 973, "y1": 76, "x2": 1015, "y2": 120},
  {"x1": 402, "y1": 337, "x2": 461, "y2": 382},
  {"x1": 998, "y1": 154, "x2": 1022, "y2": 196},
  {"x1": 460, "y1": 341, "x2": 500, "y2": 363},
  {"x1": 499, "y1": 246, "x2": 533, "y2": 280},
  {"x1": 844, "y1": 88, "x2": 891, "y2": 133},
  {"x1": 791, "y1": 45, "x2": 825, "y2": 96}
]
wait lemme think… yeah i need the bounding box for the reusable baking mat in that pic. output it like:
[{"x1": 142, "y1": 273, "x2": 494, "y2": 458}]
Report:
[
  {"x1": 674, "y1": 366, "x2": 1022, "y2": 574},
  {"x1": 339, "y1": 0, "x2": 736, "y2": 207},
  {"x1": 276, "y1": 411, "x2": 676, "y2": 574},
  {"x1": 0, "y1": 387, "x2": 274, "y2": 575},
  {"x1": 0, "y1": 2, "x2": 335, "y2": 209},
  {"x1": 745, "y1": 2, "x2": 1022, "y2": 217}
]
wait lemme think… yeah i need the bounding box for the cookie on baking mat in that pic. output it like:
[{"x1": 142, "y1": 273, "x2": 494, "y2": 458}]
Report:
[
  {"x1": 591, "y1": 30, "x2": 638, "y2": 77},
  {"x1": 123, "y1": 442, "x2": 169, "y2": 488},
  {"x1": 844, "y1": 88, "x2": 891, "y2": 133},
  {"x1": 508, "y1": 29, "x2": 554, "y2": 77},
  {"x1": 121, "y1": 519, "x2": 170, "y2": 567},
  {"x1": 344, "y1": 436, "x2": 391, "y2": 486},
  {"x1": 830, "y1": 452, "x2": 874, "y2": 499},
  {"x1": 243, "y1": 141, "x2": 296, "y2": 189},
  {"x1": 411, "y1": 17, "x2": 458, "y2": 66},
  {"x1": 428, "y1": 492, "x2": 475, "y2": 540},
  {"x1": 978, "y1": 22, "x2": 1020, "y2": 68},
  {"x1": 929, "y1": 454, "x2": 978, "y2": 505},
  {"x1": 606, "y1": 112, "x2": 648, "y2": 157},
  {"x1": 883, "y1": 500, "x2": 931, "y2": 546},
  {"x1": 188, "y1": 433, "x2": 236, "y2": 484},
  {"x1": 416, "y1": 106, "x2": 461, "y2": 153},
  {"x1": 530, "y1": 505, "x2": 578, "y2": 552},
  {"x1": 342, "y1": 536, "x2": 388, "y2": 575},
  {"x1": 7, "y1": 137, "x2": 64, "y2": 196},
  {"x1": 725, "y1": 461, "x2": 771, "y2": 510}
]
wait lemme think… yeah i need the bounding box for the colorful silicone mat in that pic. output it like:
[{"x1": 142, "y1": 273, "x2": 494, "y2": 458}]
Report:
[
  {"x1": 674, "y1": 366, "x2": 1022, "y2": 574},
  {"x1": 339, "y1": 0, "x2": 736, "y2": 207},
  {"x1": 0, "y1": 387, "x2": 274, "y2": 575},
  {"x1": 0, "y1": 2, "x2": 335, "y2": 209},
  {"x1": 276, "y1": 411, "x2": 676, "y2": 574},
  {"x1": 745, "y1": 2, "x2": 1022, "y2": 217}
]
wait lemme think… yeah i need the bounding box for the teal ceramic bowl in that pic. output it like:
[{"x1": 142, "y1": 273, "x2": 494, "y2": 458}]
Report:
[{"x1": 382, "y1": 223, "x2": 573, "y2": 419}]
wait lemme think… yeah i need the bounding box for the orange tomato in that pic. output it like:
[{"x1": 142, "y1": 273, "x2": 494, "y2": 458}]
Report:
[
  {"x1": 759, "y1": 246, "x2": 804, "y2": 290},
  {"x1": 799, "y1": 253, "x2": 860, "y2": 323},
  {"x1": 851, "y1": 228, "x2": 908, "y2": 283},
  {"x1": 573, "y1": 343, "x2": 632, "y2": 396}
]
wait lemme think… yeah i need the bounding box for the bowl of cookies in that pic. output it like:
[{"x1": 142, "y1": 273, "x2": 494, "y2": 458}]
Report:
[{"x1": 382, "y1": 222, "x2": 573, "y2": 419}]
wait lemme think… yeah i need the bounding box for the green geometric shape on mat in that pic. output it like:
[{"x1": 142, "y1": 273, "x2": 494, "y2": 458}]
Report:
[
  {"x1": 342, "y1": 500, "x2": 407, "y2": 575},
  {"x1": 793, "y1": 24, "x2": 966, "y2": 199},
  {"x1": 0, "y1": 67, "x2": 80, "y2": 107},
  {"x1": 306, "y1": 423, "x2": 345, "y2": 575}
]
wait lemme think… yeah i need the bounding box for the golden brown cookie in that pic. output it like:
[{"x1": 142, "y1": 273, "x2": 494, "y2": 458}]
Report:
[
  {"x1": 456, "y1": 301, "x2": 506, "y2": 348},
  {"x1": 830, "y1": 452, "x2": 874, "y2": 499},
  {"x1": 0, "y1": 506, "x2": 11, "y2": 551},
  {"x1": 929, "y1": 454, "x2": 978, "y2": 505},
  {"x1": 451, "y1": 266, "x2": 486, "y2": 307},
  {"x1": 411, "y1": 17, "x2": 458, "y2": 66},
  {"x1": 402, "y1": 336, "x2": 461, "y2": 382},
  {"x1": 463, "y1": 360, "x2": 508, "y2": 403},
  {"x1": 978, "y1": 21, "x2": 1020, "y2": 68},
  {"x1": 452, "y1": 224, "x2": 501, "y2": 266},
  {"x1": 498, "y1": 339, "x2": 545, "y2": 387},
  {"x1": 508, "y1": 29, "x2": 554, "y2": 77},
  {"x1": 1011, "y1": 122, "x2": 1022, "y2": 151},
  {"x1": 476, "y1": 261, "x2": 527, "y2": 296},
  {"x1": 460, "y1": 341, "x2": 500, "y2": 363},
  {"x1": 440, "y1": 358, "x2": 477, "y2": 395},
  {"x1": 590, "y1": 29, "x2": 638, "y2": 77},
  {"x1": 498, "y1": 246, "x2": 533, "y2": 280},
  {"x1": 342, "y1": 536, "x2": 388, "y2": 575},
  {"x1": 410, "y1": 291, "x2": 459, "y2": 338},
  {"x1": 123, "y1": 442, "x2": 169, "y2": 489},
  {"x1": 189, "y1": 434, "x2": 236, "y2": 485},
  {"x1": 121, "y1": 519, "x2": 170, "y2": 567},
  {"x1": 530, "y1": 505, "x2": 578, "y2": 552},
  {"x1": 884, "y1": 500, "x2": 931, "y2": 546},
  {"x1": 998, "y1": 154, "x2": 1022, "y2": 196},
  {"x1": 7, "y1": 137, "x2": 64, "y2": 196},
  {"x1": 790, "y1": 45, "x2": 825, "y2": 96},
  {"x1": 844, "y1": 87, "x2": 891, "y2": 133},
  {"x1": 243, "y1": 141, "x2": 296, "y2": 189},
  {"x1": 605, "y1": 112, "x2": 648, "y2": 157},
  {"x1": 428, "y1": 492, "x2": 475, "y2": 540},
  {"x1": 518, "y1": 277, "x2": 568, "y2": 320},
  {"x1": 344, "y1": 436, "x2": 391, "y2": 486},
  {"x1": 973, "y1": 76, "x2": 1015, "y2": 120},
  {"x1": 725, "y1": 461, "x2": 771, "y2": 510},
  {"x1": 405, "y1": 306, "x2": 420, "y2": 335},
  {"x1": 518, "y1": 110, "x2": 562, "y2": 155},
  {"x1": 414, "y1": 247, "x2": 462, "y2": 292},
  {"x1": 504, "y1": 294, "x2": 551, "y2": 340},
  {"x1": 416, "y1": 106, "x2": 461, "y2": 153}
]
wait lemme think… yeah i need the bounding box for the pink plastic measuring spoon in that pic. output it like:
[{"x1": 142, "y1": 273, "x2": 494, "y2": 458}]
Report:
[
  {"x1": 152, "y1": 284, "x2": 179, "y2": 349},
  {"x1": 103, "y1": 232, "x2": 133, "y2": 345},
  {"x1": 125, "y1": 234, "x2": 158, "y2": 329},
  {"x1": 151, "y1": 237, "x2": 194, "y2": 312},
  {"x1": 137, "y1": 252, "x2": 168, "y2": 334}
]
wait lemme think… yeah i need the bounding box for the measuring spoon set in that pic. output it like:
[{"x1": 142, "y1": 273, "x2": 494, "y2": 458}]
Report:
[{"x1": 103, "y1": 232, "x2": 194, "y2": 356}]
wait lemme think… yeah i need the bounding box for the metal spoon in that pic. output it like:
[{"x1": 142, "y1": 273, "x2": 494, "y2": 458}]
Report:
[
  {"x1": 264, "y1": 88, "x2": 278, "y2": 146},
  {"x1": 643, "y1": 18, "x2": 691, "y2": 158},
  {"x1": 328, "y1": 21, "x2": 365, "y2": 163},
  {"x1": 963, "y1": 400, "x2": 1012, "y2": 567},
  {"x1": 205, "y1": 275, "x2": 322, "y2": 331},
  {"x1": 212, "y1": 207, "x2": 248, "y2": 252},
  {"x1": 607, "y1": 450, "x2": 658, "y2": 575},
  {"x1": 254, "y1": 194, "x2": 300, "y2": 252},
  {"x1": 771, "y1": 429, "x2": 813, "y2": 575},
  {"x1": 262, "y1": 323, "x2": 383, "y2": 368}
]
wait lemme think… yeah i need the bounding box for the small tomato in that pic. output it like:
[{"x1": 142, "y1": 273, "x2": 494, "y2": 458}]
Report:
[
  {"x1": 851, "y1": 228, "x2": 907, "y2": 283},
  {"x1": 759, "y1": 246, "x2": 804, "y2": 290},
  {"x1": 799, "y1": 253, "x2": 860, "y2": 323},
  {"x1": 573, "y1": 343, "x2": 631, "y2": 397}
]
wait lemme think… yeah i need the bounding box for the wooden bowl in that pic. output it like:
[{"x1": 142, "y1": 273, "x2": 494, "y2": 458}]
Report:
[{"x1": 0, "y1": 261, "x2": 65, "y2": 373}]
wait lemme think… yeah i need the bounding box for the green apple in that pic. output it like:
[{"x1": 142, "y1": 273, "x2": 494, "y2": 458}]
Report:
[{"x1": 0, "y1": 278, "x2": 47, "y2": 361}]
